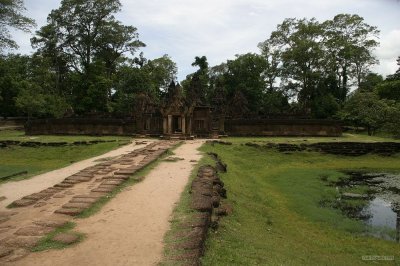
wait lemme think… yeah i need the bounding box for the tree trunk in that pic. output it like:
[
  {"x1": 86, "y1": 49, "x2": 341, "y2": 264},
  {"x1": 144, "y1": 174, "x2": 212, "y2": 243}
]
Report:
[
  {"x1": 367, "y1": 126, "x2": 372, "y2": 136},
  {"x1": 342, "y1": 65, "x2": 348, "y2": 102}
]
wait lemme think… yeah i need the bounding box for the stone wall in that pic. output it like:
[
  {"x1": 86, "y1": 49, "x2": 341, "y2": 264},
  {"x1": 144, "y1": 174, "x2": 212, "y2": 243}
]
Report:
[
  {"x1": 224, "y1": 119, "x2": 342, "y2": 137},
  {"x1": 25, "y1": 118, "x2": 136, "y2": 136},
  {"x1": 0, "y1": 117, "x2": 25, "y2": 130},
  {"x1": 24, "y1": 118, "x2": 342, "y2": 137}
]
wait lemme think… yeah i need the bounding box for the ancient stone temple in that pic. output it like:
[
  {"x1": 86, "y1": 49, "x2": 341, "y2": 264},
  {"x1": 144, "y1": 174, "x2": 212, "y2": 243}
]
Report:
[
  {"x1": 141, "y1": 81, "x2": 218, "y2": 139},
  {"x1": 25, "y1": 82, "x2": 343, "y2": 137}
]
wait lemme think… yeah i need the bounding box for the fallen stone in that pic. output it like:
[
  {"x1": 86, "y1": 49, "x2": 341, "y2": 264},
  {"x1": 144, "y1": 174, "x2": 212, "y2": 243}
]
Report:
[
  {"x1": 52, "y1": 233, "x2": 79, "y2": 245},
  {"x1": 62, "y1": 202, "x2": 92, "y2": 209},
  {"x1": 98, "y1": 184, "x2": 117, "y2": 189},
  {"x1": 67, "y1": 175, "x2": 92, "y2": 182},
  {"x1": 74, "y1": 194, "x2": 104, "y2": 199},
  {"x1": 174, "y1": 238, "x2": 203, "y2": 250},
  {"x1": 33, "y1": 202, "x2": 47, "y2": 208},
  {"x1": 191, "y1": 196, "x2": 213, "y2": 212},
  {"x1": 70, "y1": 197, "x2": 98, "y2": 204},
  {"x1": 11, "y1": 199, "x2": 36, "y2": 207},
  {"x1": 62, "y1": 179, "x2": 81, "y2": 184},
  {"x1": 54, "y1": 208, "x2": 83, "y2": 216},
  {"x1": 91, "y1": 187, "x2": 114, "y2": 193},
  {"x1": 14, "y1": 226, "x2": 53, "y2": 236},
  {"x1": 133, "y1": 176, "x2": 145, "y2": 181},
  {"x1": 73, "y1": 172, "x2": 93, "y2": 178},
  {"x1": 41, "y1": 187, "x2": 63, "y2": 193},
  {"x1": 185, "y1": 213, "x2": 211, "y2": 229},
  {"x1": 5, "y1": 236, "x2": 40, "y2": 248},
  {"x1": 342, "y1": 193, "x2": 369, "y2": 199},
  {"x1": 2, "y1": 248, "x2": 30, "y2": 263},
  {"x1": 0, "y1": 211, "x2": 18, "y2": 217},
  {"x1": 114, "y1": 169, "x2": 136, "y2": 175},
  {"x1": 0, "y1": 217, "x2": 10, "y2": 224},
  {"x1": 101, "y1": 180, "x2": 124, "y2": 186},
  {"x1": 110, "y1": 175, "x2": 130, "y2": 180},
  {"x1": 54, "y1": 183, "x2": 73, "y2": 188},
  {"x1": 0, "y1": 246, "x2": 13, "y2": 258},
  {"x1": 33, "y1": 219, "x2": 68, "y2": 228},
  {"x1": 23, "y1": 193, "x2": 48, "y2": 201},
  {"x1": 212, "y1": 195, "x2": 220, "y2": 208},
  {"x1": 172, "y1": 248, "x2": 202, "y2": 261}
]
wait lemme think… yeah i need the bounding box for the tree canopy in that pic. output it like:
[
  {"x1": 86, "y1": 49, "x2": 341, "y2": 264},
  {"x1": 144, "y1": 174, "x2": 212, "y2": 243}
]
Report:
[{"x1": 0, "y1": 0, "x2": 36, "y2": 52}]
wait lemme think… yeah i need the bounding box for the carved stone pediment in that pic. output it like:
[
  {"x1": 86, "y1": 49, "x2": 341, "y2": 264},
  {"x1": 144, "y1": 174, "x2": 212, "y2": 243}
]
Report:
[{"x1": 161, "y1": 81, "x2": 188, "y2": 116}]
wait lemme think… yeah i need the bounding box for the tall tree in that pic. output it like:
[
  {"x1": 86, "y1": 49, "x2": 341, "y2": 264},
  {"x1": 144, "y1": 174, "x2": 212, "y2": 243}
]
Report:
[
  {"x1": 143, "y1": 54, "x2": 177, "y2": 94},
  {"x1": 224, "y1": 53, "x2": 267, "y2": 116},
  {"x1": 323, "y1": 14, "x2": 379, "y2": 100},
  {"x1": 185, "y1": 56, "x2": 210, "y2": 106},
  {"x1": 258, "y1": 40, "x2": 282, "y2": 92},
  {"x1": 340, "y1": 91, "x2": 392, "y2": 136},
  {"x1": 268, "y1": 18, "x2": 325, "y2": 111},
  {"x1": 0, "y1": 54, "x2": 30, "y2": 117},
  {"x1": 32, "y1": 0, "x2": 145, "y2": 114},
  {"x1": 0, "y1": 0, "x2": 35, "y2": 52},
  {"x1": 113, "y1": 55, "x2": 178, "y2": 117}
]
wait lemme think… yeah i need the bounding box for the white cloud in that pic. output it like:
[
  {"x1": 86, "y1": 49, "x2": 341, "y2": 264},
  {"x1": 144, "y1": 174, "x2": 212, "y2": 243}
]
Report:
[
  {"x1": 8, "y1": 0, "x2": 400, "y2": 80},
  {"x1": 373, "y1": 30, "x2": 400, "y2": 76}
]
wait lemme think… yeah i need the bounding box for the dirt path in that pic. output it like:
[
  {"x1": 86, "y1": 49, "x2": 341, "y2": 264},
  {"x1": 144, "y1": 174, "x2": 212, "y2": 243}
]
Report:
[
  {"x1": 0, "y1": 140, "x2": 154, "y2": 209},
  {"x1": 13, "y1": 140, "x2": 203, "y2": 266}
]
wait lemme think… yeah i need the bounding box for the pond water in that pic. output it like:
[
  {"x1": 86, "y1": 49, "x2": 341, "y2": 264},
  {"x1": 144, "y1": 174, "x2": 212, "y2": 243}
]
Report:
[
  {"x1": 326, "y1": 171, "x2": 400, "y2": 243},
  {"x1": 361, "y1": 197, "x2": 398, "y2": 229},
  {"x1": 360, "y1": 197, "x2": 400, "y2": 242}
]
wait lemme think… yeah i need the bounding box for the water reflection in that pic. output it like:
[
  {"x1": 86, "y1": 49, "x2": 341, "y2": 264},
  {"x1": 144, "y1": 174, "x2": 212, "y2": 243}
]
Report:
[
  {"x1": 361, "y1": 197, "x2": 399, "y2": 242},
  {"x1": 397, "y1": 211, "x2": 400, "y2": 243}
]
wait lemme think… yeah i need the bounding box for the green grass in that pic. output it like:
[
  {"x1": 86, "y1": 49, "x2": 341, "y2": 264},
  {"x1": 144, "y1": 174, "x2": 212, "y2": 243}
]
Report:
[
  {"x1": 0, "y1": 130, "x2": 131, "y2": 183},
  {"x1": 223, "y1": 132, "x2": 400, "y2": 145},
  {"x1": 0, "y1": 142, "x2": 129, "y2": 183},
  {"x1": 0, "y1": 129, "x2": 131, "y2": 143},
  {"x1": 198, "y1": 141, "x2": 400, "y2": 265},
  {"x1": 32, "y1": 222, "x2": 84, "y2": 252}
]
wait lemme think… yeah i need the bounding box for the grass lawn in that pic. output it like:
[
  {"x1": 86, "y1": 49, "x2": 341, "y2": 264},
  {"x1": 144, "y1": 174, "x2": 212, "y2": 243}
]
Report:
[
  {"x1": 0, "y1": 129, "x2": 131, "y2": 143},
  {"x1": 197, "y1": 140, "x2": 400, "y2": 265},
  {"x1": 0, "y1": 130, "x2": 131, "y2": 183},
  {"x1": 223, "y1": 132, "x2": 400, "y2": 145}
]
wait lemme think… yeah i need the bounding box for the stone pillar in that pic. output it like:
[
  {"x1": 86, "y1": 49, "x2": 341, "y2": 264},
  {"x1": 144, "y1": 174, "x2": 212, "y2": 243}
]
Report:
[
  {"x1": 168, "y1": 115, "x2": 172, "y2": 134},
  {"x1": 188, "y1": 117, "x2": 192, "y2": 135},
  {"x1": 163, "y1": 117, "x2": 168, "y2": 134},
  {"x1": 182, "y1": 116, "x2": 186, "y2": 134},
  {"x1": 219, "y1": 116, "x2": 225, "y2": 134}
]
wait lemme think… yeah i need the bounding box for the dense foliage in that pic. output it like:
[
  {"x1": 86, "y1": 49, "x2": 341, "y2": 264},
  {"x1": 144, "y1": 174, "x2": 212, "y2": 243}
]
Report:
[
  {"x1": 0, "y1": 1, "x2": 399, "y2": 136},
  {"x1": 0, "y1": 0, "x2": 177, "y2": 119}
]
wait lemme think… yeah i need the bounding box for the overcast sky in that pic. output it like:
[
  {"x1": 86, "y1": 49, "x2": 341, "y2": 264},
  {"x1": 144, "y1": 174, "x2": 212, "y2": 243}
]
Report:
[{"x1": 10, "y1": 0, "x2": 400, "y2": 81}]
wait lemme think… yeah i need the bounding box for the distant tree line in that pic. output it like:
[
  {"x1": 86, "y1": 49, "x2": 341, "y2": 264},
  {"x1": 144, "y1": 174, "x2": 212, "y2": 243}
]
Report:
[
  {"x1": 181, "y1": 15, "x2": 400, "y2": 136},
  {"x1": 0, "y1": 0, "x2": 399, "y2": 136}
]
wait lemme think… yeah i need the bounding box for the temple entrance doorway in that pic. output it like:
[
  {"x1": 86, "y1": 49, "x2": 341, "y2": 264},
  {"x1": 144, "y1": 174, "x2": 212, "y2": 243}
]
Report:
[{"x1": 172, "y1": 116, "x2": 182, "y2": 133}]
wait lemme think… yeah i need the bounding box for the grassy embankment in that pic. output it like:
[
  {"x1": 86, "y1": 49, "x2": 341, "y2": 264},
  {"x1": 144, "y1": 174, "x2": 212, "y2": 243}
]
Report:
[
  {"x1": 165, "y1": 134, "x2": 400, "y2": 265},
  {"x1": 0, "y1": 130, "x2": 131, "y2": 183}
]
